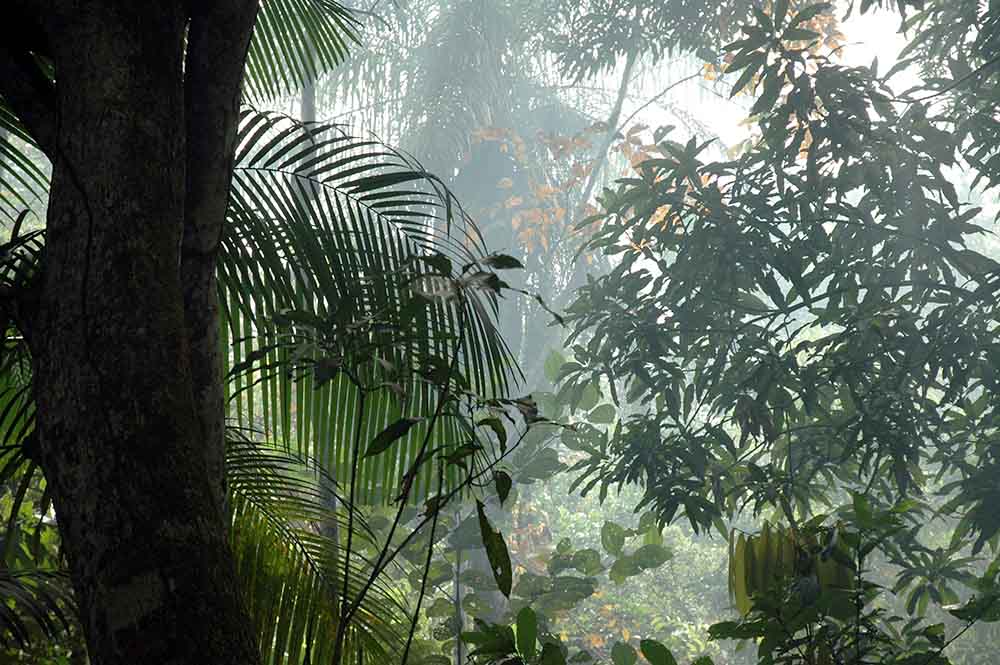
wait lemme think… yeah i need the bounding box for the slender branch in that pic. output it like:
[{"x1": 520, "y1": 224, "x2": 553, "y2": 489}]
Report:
[
  {"x1": 920, "y1": 595, "x2": 999, "y2": 665},
  {"x1": 347, "y1": 425, "x2": 531, "y2": 613},
  {"x1": 889, "y1": 52, "x2": 1000, "y2": 104},
  {"x1": 334, "y1": 301, "x2": 471, "y2": 664},
  {"x1": 340, "y1": 307, "x2": 470, "y2": 635},
  {"x1": 332, "y1": 390, "x2": 367, "y2": 665},
  {"x1": 400, "y1": 460, "x2": 444, "y2": 665},
  {"x1": 576, "y1": 48, "x2": 639, "y2": 217},
  {"x1": 615, "y1": 72, "x2": 700, "y2": 136}
]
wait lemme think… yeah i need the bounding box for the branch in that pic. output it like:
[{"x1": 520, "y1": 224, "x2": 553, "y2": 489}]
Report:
[
  {"x1": 181, "y1": 0, "x2": 260, "y2": 504},
  {"x1": 615, "y1": 72, "x2": 701, "y2": 135},
  {"x1": 576, "y1": 48, "x2": 639, "y2": 219},
  {"x1": 889, "y1": 52, "x2": 1000, "y2": 104},
  {"x1": 400, "y1": 460, "x2": 444, "y2": 665},
  {"x1": 183, "y1": 0, "x2": 260, "y2": 258},
  {"x1": 334, "y1": 306, "x2": 471, "y2": 665},
  {"x1": 343, "y1": 424, "x2": 533, "y2": 628}
]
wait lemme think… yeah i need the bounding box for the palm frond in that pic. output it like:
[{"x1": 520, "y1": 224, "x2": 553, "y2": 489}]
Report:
[
  {"x1": 245, "y1": 0, "x2": 359, "y2": 103},
  {"x1": 0, "y1": 106, "x2": 48, "y2": 225},
  {"x1": 0, "y1": 304, "x2": 65, "y2": 652},
  {"x1": 0, "y1": 569, "x2": 73, "y2": 650},
  {"x1": 220, "y1": 110, "x2": 518, "y2": 504},
  {"x1": 227, "y1": 432, "x2": 410, "y2": 664},
  {"x1": 0, "y1": 332, "x2": 40, "y2": 561},
  {"x1": 318, "y1": 0, "x2": 433, "y2": 143}
]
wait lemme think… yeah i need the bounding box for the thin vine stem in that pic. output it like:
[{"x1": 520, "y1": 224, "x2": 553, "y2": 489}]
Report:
[
  {"x1": 342, "y1": 303, "x2": 469, "y2": 630},
  {"x1": 332, "y1": 389, "x2": 367, "y2": 665},
  {"x1": 400, "y1": 460, "x2": 445, "y2": 665}
]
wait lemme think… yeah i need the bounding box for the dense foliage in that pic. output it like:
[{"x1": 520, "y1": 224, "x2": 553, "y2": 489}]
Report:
[{"x1": 555, "y1": 1, "x2": 1000, "y2": 663}]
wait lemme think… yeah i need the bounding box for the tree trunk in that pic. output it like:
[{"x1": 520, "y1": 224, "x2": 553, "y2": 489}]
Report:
[{"x1": 4, "y1": 3, "x2": 260, "y2": 663}]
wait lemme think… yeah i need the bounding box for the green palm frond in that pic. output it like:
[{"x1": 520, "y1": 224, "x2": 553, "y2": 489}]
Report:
[
  {"x1": 0, "y1": 569, "x2": 73, "y2": 649},
  {"x1": 0, "y1": 334, "x2": 41, "y2": 568},
  {"x1": 220, "y1": 110, "x2": 518, "y2": 503},
  {"x1": 0, "y1": 107, "x2": 519, "y2": 654},
  {"x1": 245, "y1": 0, "x2": 359, "y2": 103},
  {"x1": 0, "y1": 108, "x2": 48, "y2": 225},
  {"x1": 318, "y1": 0, "x2": 433, "y2": 142},
  {"x1": 0, "y1": 374, "x2": 70, "y2": 653},
  {"x1": 227, "y1": 432, "x2": 410, "y2": 664}
]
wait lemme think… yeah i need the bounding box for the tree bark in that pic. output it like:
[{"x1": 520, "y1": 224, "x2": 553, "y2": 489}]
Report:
[
  {"x1": 2, "y1": 2, "x2": 261, "y2": 663},
  {"x1": 182, "y1": 0, "x2": 261, "y2": 511}
]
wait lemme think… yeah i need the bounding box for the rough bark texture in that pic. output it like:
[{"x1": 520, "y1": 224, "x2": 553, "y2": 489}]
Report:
[
  {"x1": 2, "y1": 2, "x2": 261, "y2": 663},
  {"x1": 183, "y1": 0, "x2": 260, "y2": 511}
]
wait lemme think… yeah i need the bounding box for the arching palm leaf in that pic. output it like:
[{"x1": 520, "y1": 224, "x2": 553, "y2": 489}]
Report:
[
  {"x1": 221, "y1": 110, "x2": 518, "y2": 503},
  {"x1": 245, "y1": 0, "x2": 358, "y2": 103},
  {"x1": 0, "y1": 105, "x2": 517, "y2": 665},
  {"x1": 0, "y1": 570, "x2": 73, "y2": 650},
  {"x1": 228, "y1": 432, "x2": 411, "y2": 664},
  {"x1": 0, "y1": 111, "x2": 47, "y2": 225},
  {"x1": 0, "y1": 407, "x2": 419, "y2": 661}
]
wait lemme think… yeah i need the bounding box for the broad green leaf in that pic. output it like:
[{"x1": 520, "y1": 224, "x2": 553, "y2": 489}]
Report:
[
  {"x1": 782, "y1": 28, "x2": 820, "y2": 42},
  {"x1": 540, "y1": 643, "x2": 567, "y2": 665},
  {"x1": 364, "y1": 417, "x2": 422, "y2": 458},
  {"x1": 791, "y1": 2, "x2": 832, "y2": 26},
  {"x1": 576, "y1": 383, "x2": 601, "y2": 412},
  {"x1": 476, "y1": 500, "x2": 512, "y2": 597},
  {"x1": 589, "y1": 404, "x2": 617, "y2": 424},
  {"x1": 852, "y1": 492, "x2": 874, "y2": 528},
  {"x1": 611, "y1": 641, "x2": 637, "y2": 665},
  {"x1": 478, "y1": 417, "x2": 508, "y2": 452},
  {"x1": 572, "y1": 548, "x2": 604, "y2": 575},
  {"x1": 639, "y1": 639, "x2": 677, "y2": 665},
  {"x1": 609, "y1": 555, "x2": 639, "y2": 585},
  {"x1": 633, "y1": 544, "x2": 672, "y2": 570},
  {"x1": 516, "y1": 607, "x2": 537, "y2": 661},
  {"x1": 544, "y1": 351, "x2": 568, "y2": 384},
  {"x1": 482, "y1": 253, "x2": 525, "y2": 270},
  {"x1": 601, "y1": 521, "x2": 626, "y2": 555},
  {"x1": 495, "y1": 470, "x2": 513, "y2": 505},
  {"x1": 425, "y1": 597, "x2": 453, "y2": 618}
]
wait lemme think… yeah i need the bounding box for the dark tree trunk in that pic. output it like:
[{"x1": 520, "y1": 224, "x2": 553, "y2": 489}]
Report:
[{"x1": 2, "y1": 2, "x2": 261, "y2": 663}]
